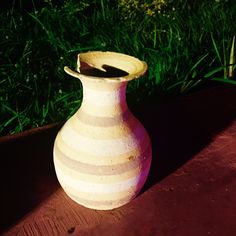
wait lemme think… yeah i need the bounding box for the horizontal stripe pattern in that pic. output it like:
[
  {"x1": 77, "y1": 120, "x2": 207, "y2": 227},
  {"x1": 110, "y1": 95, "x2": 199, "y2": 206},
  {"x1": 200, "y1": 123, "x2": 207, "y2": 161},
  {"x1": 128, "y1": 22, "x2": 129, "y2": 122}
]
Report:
[
  {"x1": 55, "y1": 133, "x2": 151, "y2": 166},
  {"x1": 53, "y1": 68, "x2": 152, "y2": 209},
  {"x1": 54, "y1": 152, "x2": 151, "y2": 184},
  {"x1": 69, "y1": 112, "x2": 138, "y2": 139},
  {"x1": 68, "y1": 194, "x2": 133, "y2": 210},
  {"x1": 54, "y1": 143, "x2": 151, "y2": 175},
  {"x1": 59, "y1": 121, "x2": 148, "y2": 157},
  {"x1": 56, "y1": 161, "x2": 150, "y2": 194},
  {"x1": 81, "y1": 79, "x2": 127, "y2": 91},
  {"x1": 56, "y1": 161, "x2": 151, "y2": 210},
  {"x1": 82, "y1": 85, "x2": 127, "y2": 106},
  {"x1": 79, "y1": 99, "x2": 128, "y2": 117},
  {"x1": 75, "y1": 109, "x2": 131, "y2": 127}
]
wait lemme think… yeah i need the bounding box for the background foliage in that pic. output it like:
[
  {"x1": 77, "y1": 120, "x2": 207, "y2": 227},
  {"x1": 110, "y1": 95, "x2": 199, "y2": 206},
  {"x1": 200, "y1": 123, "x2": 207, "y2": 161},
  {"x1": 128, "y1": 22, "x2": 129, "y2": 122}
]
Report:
[{"x1": 0, "y1": 0, "x2": 236, "y2": 135}]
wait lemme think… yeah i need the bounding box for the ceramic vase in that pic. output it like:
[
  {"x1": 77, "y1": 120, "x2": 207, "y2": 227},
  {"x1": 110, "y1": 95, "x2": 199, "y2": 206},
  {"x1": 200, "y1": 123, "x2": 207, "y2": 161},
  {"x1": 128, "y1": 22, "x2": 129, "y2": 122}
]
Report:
[{"x1": 53, "y1": 51, "x2": 152, "y2": 210}]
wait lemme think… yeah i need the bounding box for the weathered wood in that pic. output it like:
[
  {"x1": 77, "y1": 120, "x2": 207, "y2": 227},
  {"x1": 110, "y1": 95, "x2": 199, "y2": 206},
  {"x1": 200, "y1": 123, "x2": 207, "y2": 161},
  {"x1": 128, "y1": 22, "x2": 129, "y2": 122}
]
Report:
[{"x1": 1, "y1": 85, "x2": 236, "y2": 236}]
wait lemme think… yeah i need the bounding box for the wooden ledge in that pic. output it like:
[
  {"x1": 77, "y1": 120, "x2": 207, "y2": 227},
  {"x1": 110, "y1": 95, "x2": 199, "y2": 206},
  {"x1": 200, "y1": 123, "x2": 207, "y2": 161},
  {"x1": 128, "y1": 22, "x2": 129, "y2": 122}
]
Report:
[{"x1": 1, "y1": 85, "x2": 236, "y2": 236}]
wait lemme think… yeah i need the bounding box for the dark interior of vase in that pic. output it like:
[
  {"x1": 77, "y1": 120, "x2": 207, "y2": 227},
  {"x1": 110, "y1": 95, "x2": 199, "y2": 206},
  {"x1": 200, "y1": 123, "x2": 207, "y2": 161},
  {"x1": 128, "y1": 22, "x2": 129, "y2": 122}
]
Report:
[{"x1": 80, "y1": 62, "x2": 129, "y2": 77}]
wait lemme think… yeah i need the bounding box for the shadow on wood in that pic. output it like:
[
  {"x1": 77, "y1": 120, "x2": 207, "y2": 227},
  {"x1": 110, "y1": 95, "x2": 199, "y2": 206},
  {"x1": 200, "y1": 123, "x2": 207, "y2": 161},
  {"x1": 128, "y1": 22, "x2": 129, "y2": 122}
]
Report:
[
  {"x1": 0, "y1": 124, "x2": 62, "y2": 233},
  {"x1": 134, "y1": 85, "x2": 236, "y2": 191}
]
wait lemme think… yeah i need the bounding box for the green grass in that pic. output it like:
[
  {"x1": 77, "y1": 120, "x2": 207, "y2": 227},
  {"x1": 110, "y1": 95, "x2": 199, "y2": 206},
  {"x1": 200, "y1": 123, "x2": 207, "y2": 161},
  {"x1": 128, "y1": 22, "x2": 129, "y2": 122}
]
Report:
[{"x1": 1, "y1": 0, "x2": 236, "y2": 136}]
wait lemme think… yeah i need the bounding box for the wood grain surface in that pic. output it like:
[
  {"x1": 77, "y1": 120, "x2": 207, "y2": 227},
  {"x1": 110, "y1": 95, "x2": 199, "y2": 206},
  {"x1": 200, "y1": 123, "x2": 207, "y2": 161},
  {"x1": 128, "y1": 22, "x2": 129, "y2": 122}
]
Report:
[{"x1": 1, "y1": 85, "x2": 236, "y2": 236}]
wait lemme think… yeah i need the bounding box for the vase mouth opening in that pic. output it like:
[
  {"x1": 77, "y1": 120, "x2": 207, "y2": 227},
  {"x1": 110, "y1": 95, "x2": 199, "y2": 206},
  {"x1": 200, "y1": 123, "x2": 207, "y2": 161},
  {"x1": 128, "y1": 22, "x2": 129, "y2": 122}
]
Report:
[
  {"x1": 64, "y1": 51, "x2": 148, "y2": 82},
  {"x1": 79, "y1": 61, "x2": 129, "y2": 78}
]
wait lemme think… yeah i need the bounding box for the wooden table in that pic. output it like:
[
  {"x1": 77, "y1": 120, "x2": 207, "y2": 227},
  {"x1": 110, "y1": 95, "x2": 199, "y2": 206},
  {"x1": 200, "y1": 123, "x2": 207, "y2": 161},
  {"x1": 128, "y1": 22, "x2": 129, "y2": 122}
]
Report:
[{"x1": 1, "y1": 85, "x2": 236, "y2": 236}]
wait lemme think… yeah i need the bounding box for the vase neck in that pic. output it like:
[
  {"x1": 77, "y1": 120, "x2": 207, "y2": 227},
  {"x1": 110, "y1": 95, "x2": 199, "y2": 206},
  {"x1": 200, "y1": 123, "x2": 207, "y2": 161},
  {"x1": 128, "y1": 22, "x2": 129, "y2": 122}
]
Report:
[{"x1": 79, "y1": 80, "x2": 128, "y2": 117}]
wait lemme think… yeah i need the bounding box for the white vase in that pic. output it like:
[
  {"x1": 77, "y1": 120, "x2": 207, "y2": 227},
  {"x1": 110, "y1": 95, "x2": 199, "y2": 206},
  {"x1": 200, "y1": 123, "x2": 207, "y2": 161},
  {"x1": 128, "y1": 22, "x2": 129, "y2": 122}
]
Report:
[{"x1": 53, "y1": 51, "x2": 152, "y2": 210}]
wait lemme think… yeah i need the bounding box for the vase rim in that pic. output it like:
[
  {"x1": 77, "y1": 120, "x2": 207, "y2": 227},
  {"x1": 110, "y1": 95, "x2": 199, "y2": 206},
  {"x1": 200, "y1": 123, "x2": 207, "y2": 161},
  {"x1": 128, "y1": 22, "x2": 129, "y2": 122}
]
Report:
[{"x1": 64, "y1": 51, "x2": 148, "y2": 82}]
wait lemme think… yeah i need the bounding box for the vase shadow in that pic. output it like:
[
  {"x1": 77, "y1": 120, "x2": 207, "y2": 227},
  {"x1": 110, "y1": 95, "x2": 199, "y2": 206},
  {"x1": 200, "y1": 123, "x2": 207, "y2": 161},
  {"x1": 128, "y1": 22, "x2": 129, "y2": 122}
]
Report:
[
  {"x1": 132, "y1": 85, "x2": 236, "y2": 192},
  {"x1": 0, "y1": 124, "x2": 62, "y2": 234}
]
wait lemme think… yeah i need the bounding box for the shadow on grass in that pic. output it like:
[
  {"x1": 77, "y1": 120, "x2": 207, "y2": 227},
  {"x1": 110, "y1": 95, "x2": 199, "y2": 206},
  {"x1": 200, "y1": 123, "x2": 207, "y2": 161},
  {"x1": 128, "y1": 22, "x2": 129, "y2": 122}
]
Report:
[{"x1": 133, "y1": 85, "x2": 236, "y2": 191}]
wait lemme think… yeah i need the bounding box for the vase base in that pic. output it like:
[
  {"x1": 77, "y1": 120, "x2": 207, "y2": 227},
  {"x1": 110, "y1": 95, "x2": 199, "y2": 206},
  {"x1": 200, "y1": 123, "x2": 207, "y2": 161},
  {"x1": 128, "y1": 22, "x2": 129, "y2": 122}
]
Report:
[{"x1": 66, "y1": 192, "x2": 136, "y2": 211}]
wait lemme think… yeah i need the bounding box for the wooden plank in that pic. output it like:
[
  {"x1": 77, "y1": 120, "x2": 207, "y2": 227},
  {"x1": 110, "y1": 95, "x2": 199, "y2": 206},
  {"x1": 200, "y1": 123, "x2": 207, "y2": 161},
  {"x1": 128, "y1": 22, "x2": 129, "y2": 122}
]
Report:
[{"x1": 1, "y1": 85, "x2": 236, "y2": 236}]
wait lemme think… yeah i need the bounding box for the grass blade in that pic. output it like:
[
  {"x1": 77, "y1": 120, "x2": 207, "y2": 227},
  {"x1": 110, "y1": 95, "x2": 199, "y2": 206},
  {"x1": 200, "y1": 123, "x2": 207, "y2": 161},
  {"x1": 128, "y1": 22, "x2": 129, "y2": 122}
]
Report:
[
  {"x1": 211, "y1": 32, "x2": 222, "y2": 65},
  {"x1": 212, "y1": 77, "x2": 236, "y2": 85},
  {"x1": 204, "y1": 67, "x2": 224, "y2": 78},
  {"x1": 229, "y1": 35, "x2": 235, "y2": 78}
]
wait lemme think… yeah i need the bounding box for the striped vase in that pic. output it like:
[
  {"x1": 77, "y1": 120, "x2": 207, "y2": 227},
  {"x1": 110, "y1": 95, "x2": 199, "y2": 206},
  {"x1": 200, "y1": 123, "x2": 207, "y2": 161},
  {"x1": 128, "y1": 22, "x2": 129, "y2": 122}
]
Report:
[{"x1": 53, "y1": 51, "x2": 152, "y2": 210}]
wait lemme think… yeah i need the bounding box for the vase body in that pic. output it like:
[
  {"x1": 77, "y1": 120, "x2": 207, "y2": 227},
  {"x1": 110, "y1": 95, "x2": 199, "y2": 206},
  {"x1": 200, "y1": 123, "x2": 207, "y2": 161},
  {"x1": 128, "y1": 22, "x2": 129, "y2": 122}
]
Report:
[{"x1": 53, "y1": 51, "x2": 152, "y2": 210}]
